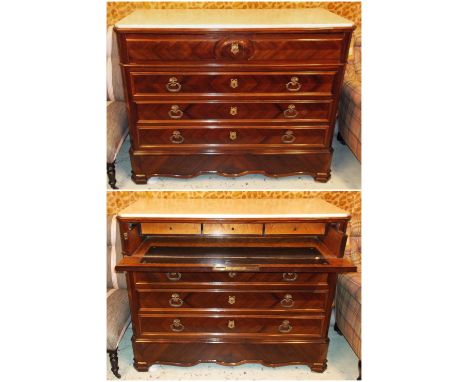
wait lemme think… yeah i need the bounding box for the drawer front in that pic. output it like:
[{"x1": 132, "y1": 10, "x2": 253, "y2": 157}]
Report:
[
  {"x1": 130, "y1": 72, "x2": 338, "y2": 96},
  {"x1": 137, "y1": 290, "x2": 328, "y2": 310},
  {"x1": 139, "y1": 315, "x2": 325, "y2": 336},
  {"x1": 203, "y1": 223, "x2": 263, "y2": 235},
  {"x1": 137, "y1": 127, "x2": 327, "y2": 147},
  {"x1": 135, "y1": 272, "x2": 328, "y2": 284},
  {"x1": 122, "y1": 33, "x2": 346, "y2": 64},
  {"x1": 135, "y1": 101, "x2": 332, "y2": 122},
  {"x1": 140, "y1": 223, "x2": 201, "y2": 235},
  {"x1": 264, "y1": 223, "x2": 326, "y2": 235}
]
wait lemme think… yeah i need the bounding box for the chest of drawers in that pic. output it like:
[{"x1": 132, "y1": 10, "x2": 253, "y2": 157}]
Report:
[
  {"x1": 115, "y1": 198, "x2": 356, "y2": 373},
  {"x1": 114, "y1": 9, "x2": 355, "y2": 184}
]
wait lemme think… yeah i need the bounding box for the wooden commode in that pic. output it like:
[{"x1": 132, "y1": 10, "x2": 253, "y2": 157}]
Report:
[
  {"x1": 114, "y1": 9, "x2": 355, "y2": 183},
  {"x1": 116, "y1": 198, "x2": 356, "y2": 372}
]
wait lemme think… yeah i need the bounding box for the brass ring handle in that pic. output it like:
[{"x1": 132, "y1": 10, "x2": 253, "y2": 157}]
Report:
[
  {"x1": 286, "y1": 76, "x2": 301, "y2": 92},
  {"x1": 283, "y1": 272, "x2": 298, "y2": 282},
  {"x1": 281, "y1": 130, "x2": 296, "y2": 144},
  {"x1": 166, "y1": 272, "x2": 182, "y2": 281},
  {"x1": 169, "y1": 130, "x2": 184, "y2": 144},
  {"x1": 166, "y1": 77, "x2": 182, "y2": 92},
  {"x1": 280, "y1": 294, "x2": 294, "y2": 308},
  {"x1": 170, "y1": 318, "x2": 184, "y2": 332},
  {"x1": 283, "y1": 104, "x2": 298, "y2": 118},
  {"x1": 168, "y1": 105, "x2": 183, "y2": 119},
  {"x1": 279, "y1": 320, "x2": 292, "y2": 333},
  {"x1": 169, "y1": 293, "x2": 183, "y2": 307}
]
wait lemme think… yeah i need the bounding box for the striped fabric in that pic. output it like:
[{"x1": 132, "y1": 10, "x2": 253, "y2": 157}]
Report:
[
  {"x1": 338, "y1": 28, "x2": 361, "y2": 162},
  {"x1": 335, "y1": 273, "x2": 361, "y2": 359},
  {"x1": 107, "y1": 288, "x2": 131, "y2": 350},
  {"x1": 336, "y1": 214, "x2": 361, "y2": 359},
  {"x1": 107, "y1": 101, "x2": 128, "y2": 163}
]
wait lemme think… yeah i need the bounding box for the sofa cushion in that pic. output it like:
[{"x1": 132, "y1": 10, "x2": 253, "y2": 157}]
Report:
[
  {"x1": 335, "y1": 272, "x2": 361, "y2": 359},
  {"x1": 107, "y1": 101, "x2": 128, "y2": 162},
  {"x1": 107, "y1": 26, "x2": 125, "y2": 102},
  {"x1": 107, "y1": 215, "x2": 127, "y2": 289},
  {"x1": 107, "y1": 288, "x2": 131, "y2": 350}
]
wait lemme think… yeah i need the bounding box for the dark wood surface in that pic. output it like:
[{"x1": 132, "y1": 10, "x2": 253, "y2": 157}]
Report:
[
  {"x1": 116, "y1": 25, "x2": 354, "y2": 183},
  {"x1": 116, "y1": 211, "x2": 355, "y2": 372}
]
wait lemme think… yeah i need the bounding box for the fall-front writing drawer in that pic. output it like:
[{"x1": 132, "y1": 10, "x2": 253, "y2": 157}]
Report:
[
  {"x1": 265, "y1": 223, "x2": 326, "y2": 235},
  {"x1": 135, "y1": 271, "x2": 328, "y2": 284},
  {"x1": 137, "y1": 289, "x2": 328, "y2": 310},
  {"x1": 135, "y1": 101, "x2": 332, "y2": 123},
  {"x1": 121, "y1": 33, "x2": 347, "y2": 64},
  {"x1": 129, "y1": 71, "x2": 339, "y2": 96},
  {"x1": 137, "y1": 127, "x2": 327, "y2": 147},
  {"x1": 138, "y1": 314, "x2": 325, "y2": 336}
]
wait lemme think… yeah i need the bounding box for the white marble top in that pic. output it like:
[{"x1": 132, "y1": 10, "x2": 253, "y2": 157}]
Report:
[
  {"x1": 118, "y1": 198, "x2": 349, "y2": 219},
  {"x1": 115, "y1": 9, "x2": 354, "y2": 29}
]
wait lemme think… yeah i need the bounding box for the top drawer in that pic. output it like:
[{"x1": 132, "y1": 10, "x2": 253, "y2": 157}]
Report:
[{"x1": 119, "y1": 32, "x2": 348, "y2": 64}]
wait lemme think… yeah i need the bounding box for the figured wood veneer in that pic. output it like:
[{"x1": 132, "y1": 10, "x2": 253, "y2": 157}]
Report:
[
  {"x1": 115, "y1": 9, "x2": 354, "y2": 183},
  {"x1": 140, "y1": 222, "x2": 201, "y2": 235}
]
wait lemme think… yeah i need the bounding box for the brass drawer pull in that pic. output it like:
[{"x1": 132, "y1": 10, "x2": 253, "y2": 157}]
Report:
[
  {"x1": 281, "y1": 130, "x2": 296, "y2": 144},
  {"x1": 283, "y1": 104, "x2": 298, "y2": 118},
  {"x1": 280, "y1": 294, "x2": 294, "y2": 308},
  {"x1": 228, "y1": 296, "x2": 236, "y2": 305},
  {"x1": 279, "y1": 320, "x2": 292, "y2": 333},
  {"x1": 286, "y1": 76, "x2": 301, "y2": 92},
  {"x1": 170, "y1": 318, "x2": 184, "y2": 332},
  {"x1": 229, "y1": 131, "x2": 237, "y2": 141},
  {"x1": 228, "y1": 272, "x2": 237, "y2": 278},
  {"x1": 230, "y1": 78, "x2": 238, "y2": 88},
  {"x1": 168, "y1": 105, "x2": 183, "y2": 119},
  {"x1": 166, "y1": 272, "x2": 182, "y2": 281},
  {"x1": 169, "y1": 293, "x2": 183, "y2": 307},
  {"x1": 228, "y1": 320, "x2": 235, "y2": 329},
  {"x1": 166, "y1": 77, "x2": 182, "y2": 92},
  {"x1": 283, "y1": 272, "x2": 298, "y2": 281},
  {"x1": 230, "y1": 106, "x2": 238, "y2": 116},
  {"x1": 231, "y1": 42, "x2": 240, "y2": 55},
  {"x1": 169, "y1": 130, "x2": 184, "y2": 144}
]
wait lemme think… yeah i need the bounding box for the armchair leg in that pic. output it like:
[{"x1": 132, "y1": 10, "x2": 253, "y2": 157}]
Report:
[
  {"x1": 107, "y1": 161, "x2": 118, "y2": 189},
  {"x1": 108, "y1": 349, "x2": 121, "y2": 378},
  {"x1": 357, "y1": 360, "x2": 361, "y2": 380},
  {"x1": 334, "y1": 322, "x2": 343, "y2": 335},
  {"x1": 337, "y1": 132, "x2": 346, "y2": 145}
]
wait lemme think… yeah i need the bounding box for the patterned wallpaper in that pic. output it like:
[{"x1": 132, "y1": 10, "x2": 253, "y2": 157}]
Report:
[
  {"x1": 107, "y1": 191, "x2": 361, "y2": 220},
  {"x1": 107, "y1": 1, "x2": 361, "y2": 28}
]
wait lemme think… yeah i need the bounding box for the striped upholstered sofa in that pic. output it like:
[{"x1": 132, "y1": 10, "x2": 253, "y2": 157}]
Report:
[
  {"x1": 107, "y1": 215, "x2": 131, "y2": 378},
  {"x1": 107, "y1": 26, "x2": 129, "y2": 189},
  {"x1": 337, "y1": 29, "x2": 361, "y2": 162},
  {"x1": 335, "y1": 216, "x2": 361, "y2": 379}
]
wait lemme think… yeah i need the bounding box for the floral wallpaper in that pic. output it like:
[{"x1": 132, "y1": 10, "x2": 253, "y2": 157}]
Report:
[
  {"x1": 107, "y1": 1, "x2": 361, "y2": 28},
  {"x1": 107, "y1": 190, "x2": 361, "y2": 219}
]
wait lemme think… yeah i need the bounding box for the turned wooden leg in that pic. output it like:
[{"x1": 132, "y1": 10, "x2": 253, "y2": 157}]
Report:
[
  {"x1": 337, "y1": 132, "x2": 346, "y2": 145},
  {"x1": 107, "y1": 349, "x2": 121, "y2": 378},
  {"x1": 357, "y1": 360, "x2": 361, "y2": 380},
  {"x1": 107, "y1": 162, "x2": 118, "y2": 189},
  {"x1": 334, "y1": 322, "x2": 343, "y2": 335}
]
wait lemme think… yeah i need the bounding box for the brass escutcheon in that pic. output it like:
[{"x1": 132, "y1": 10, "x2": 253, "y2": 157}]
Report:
[
  {"x1": 230, "y1": 78, "x2": 238, "y2": 88},
  {"x1": 228, "y1": 296, "x2": 236, "y2": 305},
  {"x1": 230, "y1": 106, "x2": 238, "y2": 116},
  {"x1": 231, "y1": 42, "x2": 240, "y2": 55},
  {"x1": 228, "y1": 320, "x2": 235, "y2": 329},
  {"x1": 229, "y1": 131, "x2": 237, "y2": 140}
]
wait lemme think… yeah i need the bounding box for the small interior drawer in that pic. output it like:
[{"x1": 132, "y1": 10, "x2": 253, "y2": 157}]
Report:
[
  {"x1": 264, "y1": 223, "x2": 326, "y2": 235},
  {"x1": 140, "y1": 223, "x2": 201, "y2": 235},
  {"x1": 203, "y1": 223, "x2": 263, "y2": 235}
]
